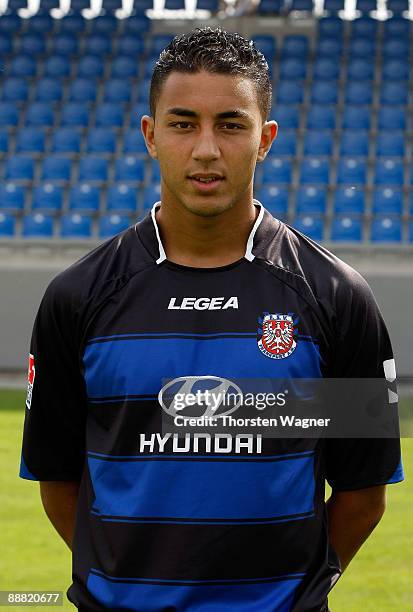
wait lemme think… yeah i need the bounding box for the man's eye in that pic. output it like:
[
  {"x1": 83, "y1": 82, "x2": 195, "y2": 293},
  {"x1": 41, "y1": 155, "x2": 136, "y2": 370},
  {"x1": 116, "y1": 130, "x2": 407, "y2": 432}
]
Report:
[
  {"x1": 171, "y1": 122, "x2": 192, "y2": 128},
  {"x1": 222, "y1": 124, "x2": 242, "y2": 130}
]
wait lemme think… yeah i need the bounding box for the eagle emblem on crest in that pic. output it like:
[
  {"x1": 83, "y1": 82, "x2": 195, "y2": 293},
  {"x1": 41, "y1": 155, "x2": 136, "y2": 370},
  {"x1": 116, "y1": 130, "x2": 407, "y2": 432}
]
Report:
[{"x1": 258, "y1": 313, "x2": 297, "y2": 360}]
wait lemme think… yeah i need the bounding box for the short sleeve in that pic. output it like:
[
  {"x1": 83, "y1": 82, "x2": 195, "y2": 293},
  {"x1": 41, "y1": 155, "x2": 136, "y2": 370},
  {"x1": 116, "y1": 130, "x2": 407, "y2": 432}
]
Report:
[
  {"x1": 325, "y1": 271, "x2": 404, "y2": 491},
  {"x1": 19, "y1": 275, "x2": 87, "y2": 481}
]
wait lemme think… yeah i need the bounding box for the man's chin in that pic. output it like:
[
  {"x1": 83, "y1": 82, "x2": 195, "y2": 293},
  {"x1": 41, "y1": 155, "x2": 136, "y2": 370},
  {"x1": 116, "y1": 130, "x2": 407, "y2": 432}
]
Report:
[{"x1": 182, "y1": 198, "x2": 235, "y2": 218}]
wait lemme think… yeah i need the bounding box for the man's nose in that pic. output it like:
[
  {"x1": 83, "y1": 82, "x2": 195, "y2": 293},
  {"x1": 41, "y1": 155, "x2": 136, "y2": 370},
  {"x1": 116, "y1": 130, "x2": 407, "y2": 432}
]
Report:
[{"x1": 191, "y1": 128, "x2": 220, "y2": 161}]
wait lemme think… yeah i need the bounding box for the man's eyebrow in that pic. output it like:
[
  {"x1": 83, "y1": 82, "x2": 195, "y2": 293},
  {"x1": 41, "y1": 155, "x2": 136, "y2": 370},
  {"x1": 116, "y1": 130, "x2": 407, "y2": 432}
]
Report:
[{"x1": 165, "y1": 107, "x2": 251, "y2": 120}]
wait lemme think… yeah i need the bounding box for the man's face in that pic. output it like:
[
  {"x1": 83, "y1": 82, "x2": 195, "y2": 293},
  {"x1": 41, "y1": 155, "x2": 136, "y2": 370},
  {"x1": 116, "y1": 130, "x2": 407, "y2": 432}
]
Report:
[{"x1": 141, "y1": 71, "x2": 277, "y2": 217}]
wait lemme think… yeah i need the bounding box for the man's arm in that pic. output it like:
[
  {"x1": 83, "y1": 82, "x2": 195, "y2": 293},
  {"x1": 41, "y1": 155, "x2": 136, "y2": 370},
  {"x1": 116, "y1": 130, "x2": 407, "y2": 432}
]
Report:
[
  {"x1": 326, "y1": 484, "x2": 387, "y2": 571},
  {"x1": 39, "y1": 481, "x2": 80, "y2": 551}
]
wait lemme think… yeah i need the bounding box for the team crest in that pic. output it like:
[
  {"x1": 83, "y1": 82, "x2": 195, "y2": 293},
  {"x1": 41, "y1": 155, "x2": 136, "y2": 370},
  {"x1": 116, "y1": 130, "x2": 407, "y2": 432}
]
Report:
[
  {"x1": 26, "y1": 353, "x2": 35, "y2": 410},
  {"x1": 258, "y1": 314, "x2": 297, "y2": 360}
]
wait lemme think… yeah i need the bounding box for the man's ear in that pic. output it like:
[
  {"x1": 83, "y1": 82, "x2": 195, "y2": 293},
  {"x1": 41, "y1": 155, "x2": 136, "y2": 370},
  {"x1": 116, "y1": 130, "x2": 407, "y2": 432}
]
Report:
[
  {"x1": 141, "y1": 115, "x2": 158, "y2": 160},
  {"x1": 257, "y1": 120, "x2": 278, "y2": 163}
]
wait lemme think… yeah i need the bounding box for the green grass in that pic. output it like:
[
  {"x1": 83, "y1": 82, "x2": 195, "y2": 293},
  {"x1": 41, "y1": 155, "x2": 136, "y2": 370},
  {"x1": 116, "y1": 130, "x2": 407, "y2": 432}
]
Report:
[{"x1": 0, "y1": 390, "x2": 411, "y2": 611}]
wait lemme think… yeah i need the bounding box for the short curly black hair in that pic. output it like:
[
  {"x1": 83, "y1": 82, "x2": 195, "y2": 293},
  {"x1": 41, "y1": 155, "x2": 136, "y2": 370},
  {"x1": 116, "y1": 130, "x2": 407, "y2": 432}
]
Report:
[{"x1": 149, "y1": 27, "x2": 272, "y2": 123}]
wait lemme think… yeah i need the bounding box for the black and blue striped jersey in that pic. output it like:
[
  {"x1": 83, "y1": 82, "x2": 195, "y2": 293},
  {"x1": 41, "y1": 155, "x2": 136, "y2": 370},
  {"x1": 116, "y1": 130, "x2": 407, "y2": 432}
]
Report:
[{"x1": 20, "y1": 201, "x2": 404, "y2": 612}]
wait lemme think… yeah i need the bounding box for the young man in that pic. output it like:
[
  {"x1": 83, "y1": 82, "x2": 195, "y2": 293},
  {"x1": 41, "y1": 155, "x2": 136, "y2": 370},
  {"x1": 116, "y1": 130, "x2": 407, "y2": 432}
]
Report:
[{"x1": 20, "y1": 27, "x2": 403, "y2": 612}]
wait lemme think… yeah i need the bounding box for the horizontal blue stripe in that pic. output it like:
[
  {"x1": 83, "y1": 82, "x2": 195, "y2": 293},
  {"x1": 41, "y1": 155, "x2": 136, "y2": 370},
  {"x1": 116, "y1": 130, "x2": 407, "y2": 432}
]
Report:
[
  {"x1": 95, "y1": 512, "x2": 315, "y2": 526},
  {"x1": 87, "y1": 569, "x2": 302, "y2": 611},
  {"x1": 88, "y1": 450, "x2": 314, "y2": 461},
  {"x1": 88, "y1": 332, "x2": 256, "y2": 344},
  {"x1": 83, "y1": 337, "x2": 321, "y2": 398},
  {"x1": 387, "y1": 459, "x2": 404, "y2": 484},
  {"x1": 88, "y1": 454, "x2": 315, "y2": 521},
  {"x1": 19, "y1": 455, "x2": 37, "y2": 481}
]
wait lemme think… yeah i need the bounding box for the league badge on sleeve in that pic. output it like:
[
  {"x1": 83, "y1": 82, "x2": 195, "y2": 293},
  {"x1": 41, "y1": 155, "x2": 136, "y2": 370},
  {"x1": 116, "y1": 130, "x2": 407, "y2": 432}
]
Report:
[
  {"x1": 258, "y1": 313, "x2": 297, "y2": 360},
  {"x1": 26, "y1": 353, "x2": 35, "y2": 409}
]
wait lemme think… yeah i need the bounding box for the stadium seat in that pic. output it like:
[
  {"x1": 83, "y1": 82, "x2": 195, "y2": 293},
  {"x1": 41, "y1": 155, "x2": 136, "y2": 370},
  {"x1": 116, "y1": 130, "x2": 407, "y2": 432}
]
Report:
[
  {"x1": 303, "y1": 131, "x2": 333, "y2": 156},
  {"x1": 110, "y1": 56, "x2": 139, "y2": 79},
  {"x1": 51, "y1": 128, "x2": 81, "y2": 155},
  {"x1": 331, "y1": 216, "x2": 362, "y2": 241},
  {"x1": 336, "y1": 158, "x2": 367, "y2": 185},
  {"x1": 0, "y1": 36, "x2": 12, "y2": 54},
  {"x1": 44, "y1": 55, "x2": 71, "y2": 78},
  {"x1": 279, "y1": 58, "x2": 307, "y2": 80},
  {"x1": 272, "y1": 105, "x2": 300, "y2": 129},
  {"x1": 117, "y1": 36, "x2": 145, "y2": 56},
  {"x1": 380, "y1": 82, "x2": 408, "y2": 105},
  {"x1": 370, "y1": 216, "x2": 402, "y2": 242},
  {"x1": 315, "y1": 38, "x2": 342, "y2": 57},
  {"x1": 292, "y1": 215, "x2": 324, "y2": 241},
  {"x1": 95, "y1": 104, "x2": 124, "y2": 127},
  {"x1": 1, "y1": 78, "x2": 28, "y2": 102},
  {"x1": 351, "y1": 15, "x2": 378, "y2": 36},
  {"x1": 32, "y1": 183, "x2": 63, "y2": 211},
  {"x1": 4, "y1": 155, "x2": 34, "y2": 181},
  {"x1": 382, "y1": 39, "x2": 410, "y2": 59},
  {"x1": 347, "y1": 59, "x2": 374, "y2": 81},
  {"x1": 0, "y1": 103, "x2": 18, "y2": 127},
  {"x1": 34, "y1": 78, "x2": 63, "y2": 103},
  {"x1": 16, "y1": 128, "x2": 45, "y2": 153},
  {"x1": 251, "y1": 35, "x2": 277, "y2": 60},
  {"x1": 383, "y1": 18, "x2": 411, "y2": 38},
  {"x1": 373, "y1": 159, "x2": 404, "y2": 185},
  {"x1": 271, "y1": 130, "x2": 297, "y2": 156},
  {"x1": 290, "y1": 0, "x2": 313, "y2": 10},
  {"x1": 150, "y1": 162, "x2": 161, "y2": 184},
  {"x1": 0, "y1": 129, "x2": 8, "y2": 153},
  {"x1": 295, "y1": 186, "x2": 327, "y2": 214},
  {"x1": 145, "y1": 57, "x2": 160, "y2": 80},
  {"x1": 0, "y1": 212, "x2": 16, "y2": 236},
  {"x1": 60, "y1": 103, "x2": 90, "y2": 127},
  {"x1": 318, "y1": 16, "x2": 344, "y2": 37},
  {"x1": 123, "y1": 129, "x2": 148, "y2": 155},
  {"x1": 387, "y1": 0, "x2": 408, "y2": 14},
  {"x1": 114, "y1": 156, "x2": 145, "y2": 182},
  {"x1": 372, "y1": 188, "x2": 403, "y2": 215},
  {"x1": 123, "y1": 16, "x2": 151, "y2": 35},
  {"x1": 68, "y1": 79, "x2": 97, "y2": 104},
  {"x1": 341, "y1": 106, "x2": 371, "y2": 130},
  {"x1": 26, "y1": 13, "x2": 54, "y2": 33},
  {"x1": 136, "y1": 79, "x2": 152, "y2": 104},
  {"x1": 306, "y1": 105, "x2": 336, "y2": 130},
  {"x1": 345, "y1": 82, "x2": 373, "y2": 105},
  {"x1": 0, "y1": 183, "x2": 26, "y2": 211},
  {"x1": 281, "y1": 35, "x2": 309, "y2": 58},
  {"x1": 103, "y1": 79, "x2": 132, "y2": 104},
  {"x1": 0, "y1": 14, "x2": 21, "y2": 35},
  {"x1": 99, "y1": 214, "x2": 131, "y2": 238},
  {"x1": 300, "y1": 158, "x2": 330, "y2": 184},
  {"x1": 41, "y1": 156, "x2": 72, "y2": 182},
  {"x1": 276, "y1": 82, "x2": 304, "y2": 104},
  {"x1": 142, "y1": 182, "x2": 161, "y2": 210},
  {"x1": 89, "y1": 15, "x2": 118, "y2": 35},
  {"x1": 57, "y1": 15, "x2": 86, "y2": 34},
  {"x1": 261, "y1": 157, "x2": 292, "y2": 184},
  {"x1": 10, "y1": 54, "x2": 36, "y2": 78},
  {"x1": 333, "y1": 186, "x2": 365, "y2": 215},
  {"x1": 69, "y1": 184, "x2": 101, "y2": 211},
  {"x1": 25, "y1": 103, "x2": 54, "y2": 127},
  {"x1": 107, "y1": 184, "x2": 138, "y2": 212},
  {"x1": 84, "y1": 35, "x2": 112, "y2": 56},
  {"x1": 254, "y1": 186, "x2": 289, "y2": 216},
  {"x1": 129, "y1": 103, "x2": 151, "y2": 127},
  {"x1": 86, "y1": 128, "x2": 117, "y2": 154},
  {"x1": 311, "y1": 82, "x2": 338, "y2": 105},
  {"x1": 51, "y1": 33, "x2": 78, "y2": 56},
  {"x1": 256, "y1": 0, "x2": 285, "y2": 13},
  {"x1": 77, "y1": 56, "x2": 104, "y2": 79},
  {"x1": 22, "y1": 213, "x2": 53, "y2": 237},
  {"x1": 78, "y1": 157, "x2": 108, "y2": 182},
  {"x1": 149, "y1": 34, "x2": 175, "y2": 55},
  {"x1": 340, "y1": 131, "x2": 369, "y2": 157},
  {"x1": 381, "y1": 60, "x2": 409, "y2": 82},
  {"x1": 61, "y1": 213, "x2": 93, "y2": 238},
  {"x1": 312, "y1": 58, "x2": 340, "y2": 81},
  {"x1": 20, "y1": 34, "x2": 46, "y2": 55},
  {"x1": 377, "y1": 107, "x2": 406, "y2": 131},
  {"x1": 376, "y1": 132, "x2": 405, "y2": 157},
  {"x1": 348, "y1": 39, "x2": 375, "y2": 58}
]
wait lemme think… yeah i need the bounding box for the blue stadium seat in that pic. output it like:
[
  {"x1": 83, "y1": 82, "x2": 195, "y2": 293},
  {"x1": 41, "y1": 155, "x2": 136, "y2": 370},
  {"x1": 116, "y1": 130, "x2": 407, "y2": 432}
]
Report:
[
  {"x1": 377, "y1": 106, "x2": 406, "y2": 130},
  {"x1": 57, "y1": 15, "x2": 86, "y2": 34},
  {"x1": 251, "y1": 35, "x2": 276, "y2": 59},
  {"x1": 318, "y1": 17, "x2": 344, "y2": 37},
  {"x1": 197, "y1": 0, "x2": 220, "y2": 8},
  {"x1": 292, "y1": 215, "x2": 324, "y2": 241},
  {"x1": 340, "y1": 131, "x2": 369, "y2": 157},
  {"x1": 383, "y1": 18, "x2": 411, "y2": 38},
  {"x1": 1, "y1": 78, "x2": 28, "y2": 102},
  {"x1": 282, "y1": 35, "x2": 309, "y2": 58},
  {"x1": 123, "y1": 129, "x2": 148, "y2": 155},
  {"x1": 123, "y1": 16, "x2": 151, "y2": 35},
  {"x1": 409, "y1": 220, "x2": 413, "y2": 242},
  {"x1": 44, "y1": 55, "x2": 71, "y2": 78},
  {"x1": 103, "y1": 79, "x2": 132, "y2": 104},
  {"x1": 306, "y1": 105, "x2": 336, "y2": 130},
  {"x1": 40, "y1": 155, "x2": 71, "y2": 181},
  {"x1": 349, "y1": 38, "x2": 375, "y2": 58},
  {"x1": 143, "y1": 183, "x2": 161, "y2": 209},
  {"x1": 291, "y1": 0, "x2": 313, "y2": 10},
  {"x1": 254, "y1": 185, "x2": 289, "y2": 216},
  {"x1": 0, "y1": 36, "x2": 12, "y2": 54},
  {"x1": 351, "y1": 15, "x2": 378, "y2": 36},
  {"x1": 336, "y1": 158, "x2": 367, "y2": 184},
  {"x1": 382, "y1": 39, "x2": 409, "y2": 59},
  {"x1": 0, "y1": 183, "x2": 26, "y2": 211},
  {"x1": 61, "y1": 213, "x2": 93, "y2": 238},
  {"x1": 311, "y1": 82, "x2": 338, "y2": 105},
  {"x1": 69, "y1": 184, "x2": 101, "y2": 211},
  {"x1": 345, "y1": 82, "x2": 373, "y2": 105},
  {"x1": 0, "y1": 129, "x2": 8, "y2": 152},
  {"x1": 110, "y1": 56, "x2": 139, "y2": 79},
  {"x1": 99, "y1": 214, "x2": 131, "y2": 238},
  {"x1": 261, "y1": 157, "x2": 292, "y2": 184},
  {"x1": 143, "y1": 57, "x2": 159, "y2": 80},
  {"x1": 371, "y1": 216, "x2": 402, "y2": 242},
  {"x1": 68, "y1": 79, "x2": 97, "y2": 103},
  {"x1": 51, "y1": 33, "x2": 78, "y2": 56},
  {"x1": 271, "y1": 130, "x2": 297, "y2": 156},
  {"x1": 341, "y1": 106, "x2": 371, "y2": 130},
  {"x1": 0, "y1": 14, "x2": 22, "y2": 35},
  {"x1": 376, "y1": 132, "x2": 405, "y2": 157},
  {"x1": 387, "y1": 0, "x2": 409, "y2": 14},
  {"x1": 312, "y1": 58, "x2": 340, "y2": 81},
  {"x1": 256, "y1": 0, "x2": 285, "y2": 14},
  {"x1": 130, "y1": 103, "x2": 151, "y2": 127},
  {"x1": 315, "y1": 38, "x2": 342, "y2": 57},
  {"x1": 347, "y1": 59, "x2": 374, "y2": 81},
  {"x1": 272, "y1": 105, "x2": 300, "y2": 129},
  {"x1": 51, "y1": 128, "x2": 81, "y2": 154},
  {"x1": 381, "y1": 60, "x2": 409, "y2": 81},
  {"x1": 22, "y1": 213, "x2": 53, "y2": 237},
  {"x1": 372, "y1": 187, "x2": 403, "y2": 215},
  {"x1": 16, "y1": 128, "x2": 45, "y2": 153},
  {"x1": 86, "y1": 128, "x2": 116, "y2": 154},
  {"x1": 0, "y1": 103, "x2": 18, "y2": 127},
  {"x1": 0, "y1": 212, "x2": 16, "y2": 236},
  {"x1": 77, "y1": 56, "x2": 104, "y2": 79},
  {"x1": 107, "y1": 184, "x2": 138, "y2": 212},
  {"x1": 150, "y1": 162, "x2": 161, "y2": 184},
  {"x1": 373, "y1": 158, "x2": 404, "y2": 185},
  {"x1": 95, "y1": 104, "x2": 124, "y2": 127},
  {"x1": 279, "y1": 58, "x2": 307, "y2": 80},
  {"x1": 84, "y1": 35, "x2": 112, "y2": 56},
  {"x1": 5, "y1": 155, "x2": 34, "y2": 181},
  {"x1": 89, "y1": 15, "x2": 118, "y2": 35},
  {"x1": 20, "y1": 34, "x2": 46, "y2": 55},
  {"x1": 334, "y1": 186, "x2": 365, "y2": 215},
  {"x1": 114, "y1": 156, "x2": 145, "y2": 182},
  {"x1": 25, "y1": 102, "x2": 54, "y2": 127},
  {"x1": 276, "y1": 82, "x2": 304, "y2": 104},
  {"x1": 300, "y1": 157, "x2": 330, "y2": 184},
  {"x1": 331, "y1": 216, "x2": 362, "y2": 241},
  {"x1": 296, "y1": 186, "x2": 327, "y2": 214},
  {"x1": 136, "y1": 79, "x2": 151, "y2": 104},
  {"x1": 10, "y1": 54, "x2": 36, "y2": 77},
  {"x1": 26, "y1": 14, "x2": 54, "y2": 33},
  {"x1": 380, "y1": 82, "x2": 408, "y2": 105},
  {"x1": 303, "y1": 131, "x2": 333, "y2": 156},
  {"x1": 60, "y1": 103, "x2": 90, "y2": 127},
  {"x1": 34, "y1": 78, "x2": 63, "y2": 102},
  {"x1": 117, "y1": 36, "x2": 145, "y2": 56},
  {"x1": 78, "y1": 156, "x2": 108, "y2": 182},
  {"x1": 32, "y1": 183, "x2": 63, "y2": 211},
  {"x1": 149, "y1": 34, "x2": 175, "y2": 55}
]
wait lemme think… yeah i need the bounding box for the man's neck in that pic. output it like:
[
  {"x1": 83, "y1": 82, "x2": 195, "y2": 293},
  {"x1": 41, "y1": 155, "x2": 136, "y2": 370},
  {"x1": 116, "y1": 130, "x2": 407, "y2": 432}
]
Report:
[{"x1": 155, "y1": 199, "x2": 259, "y2": 268}]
